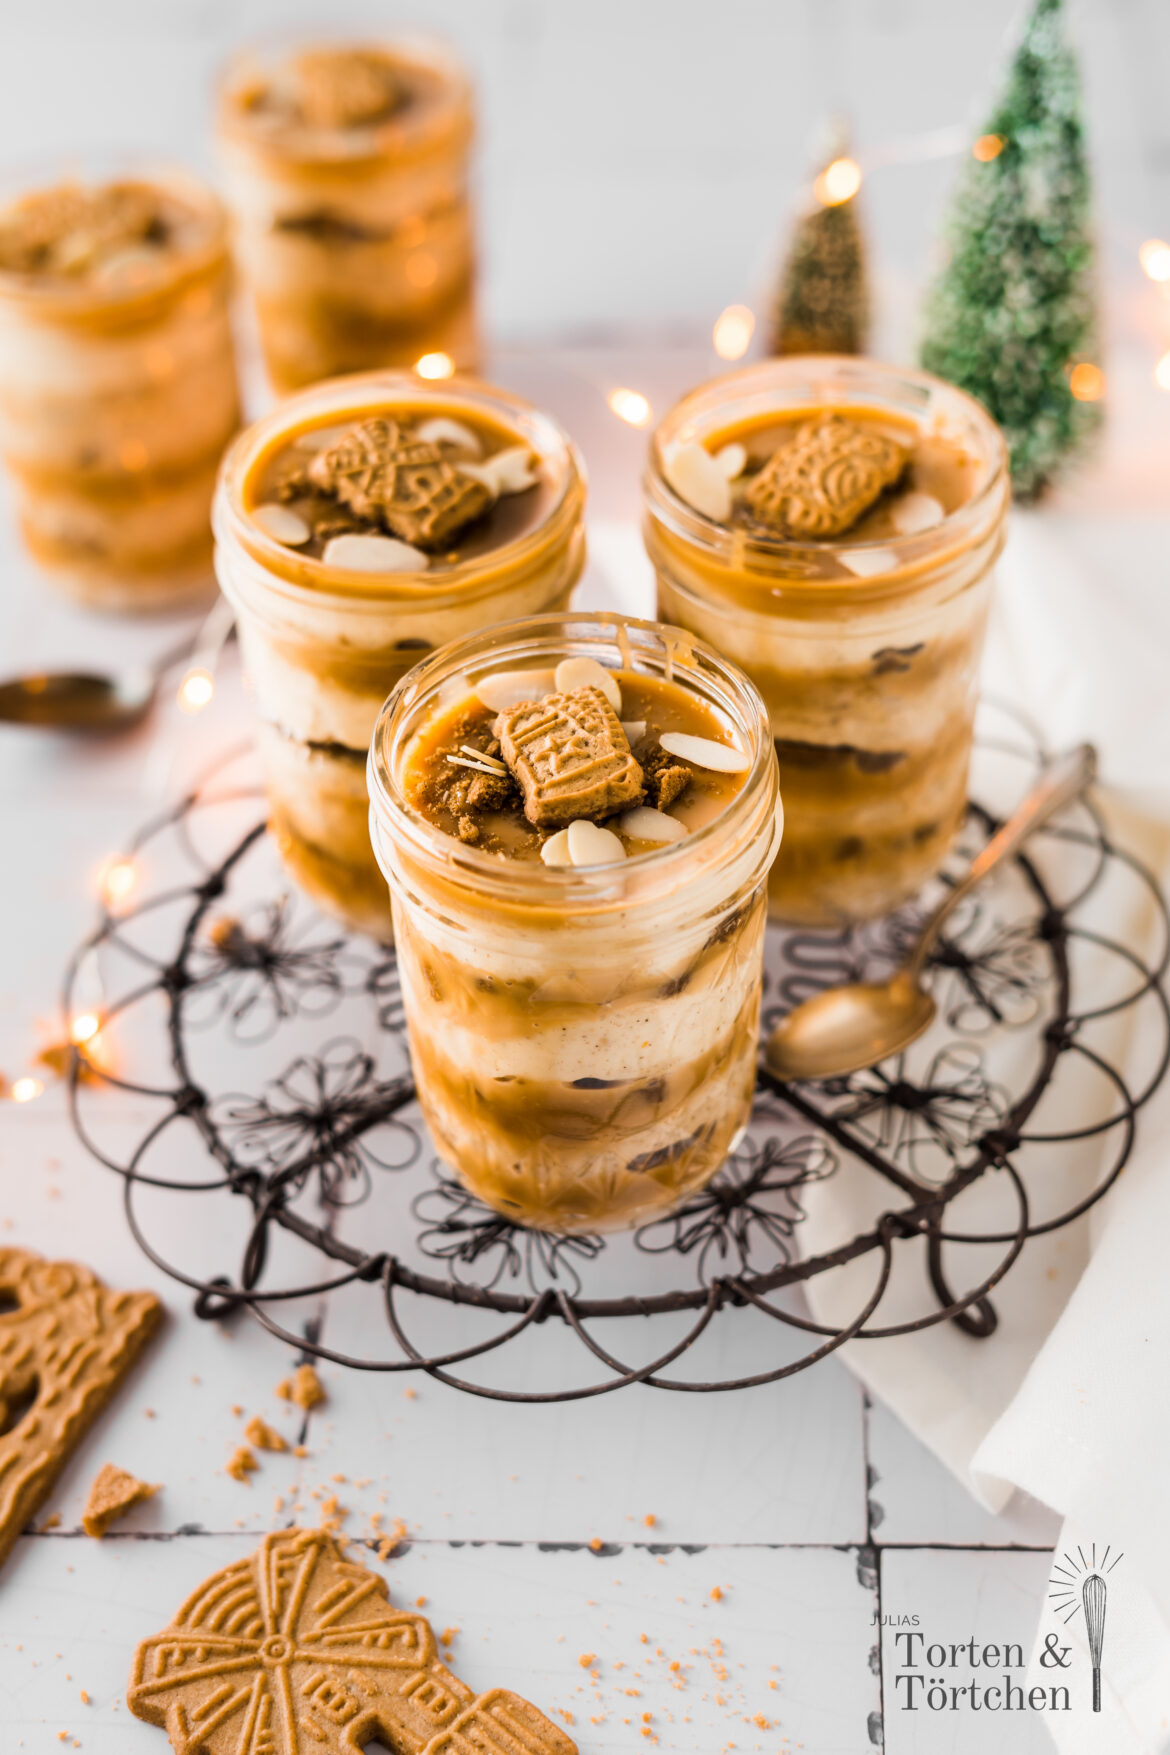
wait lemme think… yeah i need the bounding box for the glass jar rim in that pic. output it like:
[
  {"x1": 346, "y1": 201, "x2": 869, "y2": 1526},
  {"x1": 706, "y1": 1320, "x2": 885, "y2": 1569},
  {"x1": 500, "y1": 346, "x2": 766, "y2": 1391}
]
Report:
[
  {"x1": 215, "y1": 31, "x2": 473, "y2": 166},
  {"x1": 0, "y1": 163, "x2": 231, "y2": 316},
  {"x1": 367, "y1": 610, "x2": 780, "y2": 915},
  {"x1": 643, "y1": 355, "x2": 1010, "y2": 593},
  {"x1": 214, "y1": 371, "x2": 587, "y2": 610}
]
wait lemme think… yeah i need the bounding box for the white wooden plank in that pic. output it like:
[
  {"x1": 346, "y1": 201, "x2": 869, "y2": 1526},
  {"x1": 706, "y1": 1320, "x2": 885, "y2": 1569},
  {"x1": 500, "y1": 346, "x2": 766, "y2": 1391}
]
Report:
[{"x1": 0, "y1": 1533, "x2": 879, "y2": 1754}]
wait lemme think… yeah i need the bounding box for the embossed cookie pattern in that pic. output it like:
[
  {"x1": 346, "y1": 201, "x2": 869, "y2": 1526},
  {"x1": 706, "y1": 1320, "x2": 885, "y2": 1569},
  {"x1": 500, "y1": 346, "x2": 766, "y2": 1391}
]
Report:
[
  {"x1": 128, "y1": 1527, "x2": 578, "y2": 1755},
  {"x1": 744, "y1": 413, "x2": 906, "y2": 539},
  {"x1": 0, "y1": 1247, "x2": 161, "y2": 1569},
  {"x1": 308, "y1": 419, "x2": 491, "y2": 552},
  {"x1": 494, "y1": 685, "x2": 645, "y2": 827}
]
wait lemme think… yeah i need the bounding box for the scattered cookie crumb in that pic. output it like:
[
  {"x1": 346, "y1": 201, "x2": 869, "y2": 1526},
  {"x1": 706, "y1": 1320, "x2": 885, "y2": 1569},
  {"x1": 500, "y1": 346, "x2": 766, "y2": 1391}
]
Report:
[
  {"x1": 79, "y1": 1691, "x2": 90, "y2": 1705},
  {"x1": 276, "y1": 1363, "x2": 325, "y2": 1409},
  {"x1": 710, "y1": 1586, "x2": 723, "y2": 1601},
  {"x1": 81, "y1": 1464, "x2": 159, "y2": 1538},
  {"x1": 41, "y1": 1512, "x2": 61, "y2": 1531},
  {"x1": 243, "y1": 1416, "x2": 287, "y2": 1453},
  {"x1": 226, "y1": 1446, "x2": 258, "y2": 1484},
  {"x1": 643, "y1": 1514, "x2": 657, "y2": 1528},
  {"x1": 589, "y1": 1537, "x2": 604, "y2": 1552},
  {"x1": 579, "y1": 1653, "x2": 596, "y2": 1669}
]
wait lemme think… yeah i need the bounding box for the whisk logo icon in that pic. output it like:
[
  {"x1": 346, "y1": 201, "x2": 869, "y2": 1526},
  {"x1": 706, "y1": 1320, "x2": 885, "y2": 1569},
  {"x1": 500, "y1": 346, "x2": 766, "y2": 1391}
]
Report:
[{"x1": 1049, "y1": 1545, "x2": 1122, "y2": 1712}]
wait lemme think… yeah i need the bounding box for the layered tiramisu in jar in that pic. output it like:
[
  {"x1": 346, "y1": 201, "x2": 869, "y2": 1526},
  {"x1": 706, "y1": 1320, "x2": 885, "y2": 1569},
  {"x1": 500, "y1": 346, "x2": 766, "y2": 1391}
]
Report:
[
  {"x1": 217, "y1": 39, "x2": 477, "y2": 391},
  {"x1": 368, "y1": 612, "x2": 782, "y2": 1233},
  {"x1": 644, "y1": 358, "x2": 1010, "y2": 926},
  {"x1": 0, "y1": 171, "x2": 239, "y2": 610},
  {"x1": 214, "y1": 373, "x2": 585, "y2": 939}
]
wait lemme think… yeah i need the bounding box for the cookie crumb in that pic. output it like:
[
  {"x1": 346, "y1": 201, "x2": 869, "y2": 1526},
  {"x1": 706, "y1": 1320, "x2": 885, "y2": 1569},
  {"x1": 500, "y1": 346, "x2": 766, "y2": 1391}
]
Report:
[
  {"x1": 226, "y1": 1446, "x2": 258, "y2": 1484},
  {"x1": 578, "y1": 1653, "x2": 596, "y2": 1669},
  {"x1": 243, "y1": 1416, "x2": 287, "y2": 1453},
  {"x1": 81, "y1": 1464, "x2": 159, "y2": 1538},
  {"x1": 276, "y1": 1365, "x2": 323, "y2": 1408}
]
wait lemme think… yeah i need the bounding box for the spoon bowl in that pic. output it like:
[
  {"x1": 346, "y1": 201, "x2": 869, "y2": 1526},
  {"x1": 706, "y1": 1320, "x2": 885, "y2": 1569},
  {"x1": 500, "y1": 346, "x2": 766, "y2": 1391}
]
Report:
[
  {"x1": 766, "y1": 971, "x2": 937, "y2": 1083},
  {"x1": 0, "y1": 599, "x2": 236, "y2": 735},
  {"x1": 763, "y1": 744, "x2": 1096, "y2": 1085},
  {"x1": 0, "y1": 667, "x2": 156, "y2": 732}
]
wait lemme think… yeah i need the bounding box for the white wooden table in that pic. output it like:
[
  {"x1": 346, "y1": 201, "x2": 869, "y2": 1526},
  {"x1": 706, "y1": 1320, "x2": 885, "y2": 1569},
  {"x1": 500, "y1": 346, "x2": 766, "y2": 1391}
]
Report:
[{"x1": 0, "y1": 343, "x2": 1077, "y2": 1755}]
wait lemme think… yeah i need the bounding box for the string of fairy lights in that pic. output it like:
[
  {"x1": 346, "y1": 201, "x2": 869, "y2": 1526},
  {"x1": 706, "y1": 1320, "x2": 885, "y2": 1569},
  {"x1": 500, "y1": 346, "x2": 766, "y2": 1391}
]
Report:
[{"x1": 4, "y1": 142, "x2": 1168, "y2": 1106}]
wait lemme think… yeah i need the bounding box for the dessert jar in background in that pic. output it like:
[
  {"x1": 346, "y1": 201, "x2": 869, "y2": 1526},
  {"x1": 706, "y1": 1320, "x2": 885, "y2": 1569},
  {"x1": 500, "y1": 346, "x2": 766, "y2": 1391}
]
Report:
[
  {"x1": 214, "y1": 372, "x2": 586, "y2": 940},
  {"x1": 644, "y1": 358, "x2": 1010, "y2": 926},
  {"x1": 216, "y1": 39, "x2": 478, "y2": 392},
  {"x1": 0, "y1": 171, "x2": 240, "y2": 611},
  {"x1": 368, "y1": 612, "x2": 783, "y2": 1234}
]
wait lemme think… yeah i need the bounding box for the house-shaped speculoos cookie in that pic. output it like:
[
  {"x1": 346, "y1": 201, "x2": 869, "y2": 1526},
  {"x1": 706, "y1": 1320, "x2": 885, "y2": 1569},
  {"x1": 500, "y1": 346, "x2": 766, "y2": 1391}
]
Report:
[
  {"x1": 494, "y1": 685, "x2": 644, "y2": 827},
  {"x1": 744, "y1": 413, "x2": 906, "y2": 538},
  {"x1": 128, "y1": 1527, "x2": 578, "y2": 1755},
  {"x1": 0, "y1": 1246, "x2": 161, "y2": 1568}
]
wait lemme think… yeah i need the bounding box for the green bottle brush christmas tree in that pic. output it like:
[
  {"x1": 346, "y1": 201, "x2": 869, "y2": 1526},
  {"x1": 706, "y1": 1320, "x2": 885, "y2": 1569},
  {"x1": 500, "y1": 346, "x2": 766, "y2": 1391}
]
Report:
[{"x1": 920, "y1": 0, "x2": 1101, "y2": 502}]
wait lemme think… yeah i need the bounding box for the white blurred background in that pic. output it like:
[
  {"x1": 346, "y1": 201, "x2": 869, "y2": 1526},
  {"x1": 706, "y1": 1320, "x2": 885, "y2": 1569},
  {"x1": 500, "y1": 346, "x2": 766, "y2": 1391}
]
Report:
[{"x1": 1, "y1": 0, "x2": 1167, "y2": 362}]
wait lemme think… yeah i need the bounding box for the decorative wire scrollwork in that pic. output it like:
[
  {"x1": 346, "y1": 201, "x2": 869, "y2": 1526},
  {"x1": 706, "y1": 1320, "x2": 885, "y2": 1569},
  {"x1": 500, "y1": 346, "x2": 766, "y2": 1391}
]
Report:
[{"x1": 63, "y1": 710, "x2": 1170, "y2": 1400}]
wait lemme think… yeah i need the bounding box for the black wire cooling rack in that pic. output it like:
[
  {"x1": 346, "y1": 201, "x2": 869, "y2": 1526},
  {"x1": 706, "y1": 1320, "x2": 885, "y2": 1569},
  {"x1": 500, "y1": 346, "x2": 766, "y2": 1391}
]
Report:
[{"x1": 63, "y1": 704, "x2": 1170, "y2": 1401}]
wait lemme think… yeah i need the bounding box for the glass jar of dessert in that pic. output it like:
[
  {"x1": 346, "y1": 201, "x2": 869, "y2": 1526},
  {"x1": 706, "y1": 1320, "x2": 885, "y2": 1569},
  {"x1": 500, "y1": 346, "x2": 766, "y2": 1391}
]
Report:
[
  {"x1": 216, "y1": 38, "x2": 478, "y2": 392},
  {"x1": 368, "y1": 611, "x2": 783, "y2": 1234},
  {"x1": 644, "y1": 358, "x2": 1010, "y2": 926},
  {"x1": 0, "y1": 170, "x2": 239, "y2": 611},
  {"x1": 214, "y1": 372, "x2": 586, "y2": 940}
]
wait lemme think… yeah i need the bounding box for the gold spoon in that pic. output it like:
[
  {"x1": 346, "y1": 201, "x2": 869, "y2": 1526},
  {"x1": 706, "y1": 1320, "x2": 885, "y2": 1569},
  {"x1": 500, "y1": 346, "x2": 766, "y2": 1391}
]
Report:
[
  {"x1": 765, "y1": 743, "x2": 1097, "y2": 1083},
  {"x1": 0, "y1": 598, "x2": 234, "y2": 733}
]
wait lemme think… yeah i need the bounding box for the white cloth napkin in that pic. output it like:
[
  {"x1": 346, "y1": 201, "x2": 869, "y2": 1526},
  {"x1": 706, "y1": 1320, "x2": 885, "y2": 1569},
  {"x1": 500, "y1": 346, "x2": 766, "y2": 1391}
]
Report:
[
  {"x1": 587, "y1": 505, "x2": 1170, "y2": 1748},
  {"x1": 795, "y1": 509, "x2": 1170, "y2": 1752}
]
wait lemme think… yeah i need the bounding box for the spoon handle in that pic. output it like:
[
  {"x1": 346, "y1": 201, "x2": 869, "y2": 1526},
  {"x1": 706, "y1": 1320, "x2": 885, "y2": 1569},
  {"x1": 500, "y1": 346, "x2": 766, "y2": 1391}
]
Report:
[{"x1": 907, "y1": 743, "x2": 1097, "y2": 976}]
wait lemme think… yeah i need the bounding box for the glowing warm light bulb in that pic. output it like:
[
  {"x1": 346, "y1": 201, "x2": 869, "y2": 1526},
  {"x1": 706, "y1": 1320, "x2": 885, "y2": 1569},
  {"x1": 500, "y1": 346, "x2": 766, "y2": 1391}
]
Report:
[
  {"x1": 973, "y1": 134, "x2": 1005, "y2": 163},
  {"x1": 71, "y1": 1012, "x2": 101, "y2": 1045},
  {"x1": 814, "y1": 157, "x2": 862, "y2": 207},
  {"x1": 607, "y1": 387, "x2": 652, "y2": 428},
  {"x1": 713, "y1": 305, "x2": 755, "y2": 361},
  {"x1": 1155, "y1": 351, "x2": 1170, "y2": 391},
  {"x1": 99, "y1": 856, "x2": 137, "y2": 908},
  {"x1": 415, "y1": 352, "x2": 455, "y2": 380},
  {"x1": 11, "y1": 1076, "x2": 43, "y2": 1104},
  {"x1": 1068, "y1": 361, "x2": 1105, "y2": 402},
  {"x1": 177, "y1": 667, "x2": 214, "y2": 714},
  {"x1": 1139, "y1": 239, "x2": 1170, "y2": 283}
]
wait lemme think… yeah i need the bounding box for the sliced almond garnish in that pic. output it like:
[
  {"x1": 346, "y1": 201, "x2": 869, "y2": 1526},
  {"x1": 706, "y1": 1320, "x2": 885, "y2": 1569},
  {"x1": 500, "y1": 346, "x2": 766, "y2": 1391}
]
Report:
[
  {"x1": 659, "y1": 731, "x2": 750, "y2": 774},
  {"x1": 663, "y1": 442, "x2": 732, "y2": 523},
  {"x1": 617, "y1": 805, "x2": 688, "y2": 843},
  {"x1": 474, "y1": 668, "x2": 556, "y2": 713},
  {"x1": 252, "y1": 502, "x2": 312, "y2": 547},
  {"x1": 322, "y1": 533, "x2": 429, "y2": 572},
  {"x1": 459, "y1": 744, "x2": 506, "y2": 772},
  {"x1": 446, "y1": 755, "x2": 508, "y2": 777},
  {"x1": 620, "y1": 720, "x2": 647, "y2": 745},
  {"x1": 554, "y1": 656, "x2": 622, "y2": 713},
  {"x1": 459, "y1": 445, "x2": 538, "y2": 497},
  {"x1": 890, "y1": 491, "x2": 944, "y2": 535},
  {"x1": 567, "y1": 819, "x2": 626, "y2": 866},
  {"x1": 713, "y1": 442, "x2": 747, "y2": 480},
  {"x1": 840, "y1": 547, "x2": 898, "y2": 578},
  {"x1": 292, "y1": 423, "x2": 352, "y2": 454},
  {"x1": 540, "y1": 827, "x2": 574, "y2": 866},
  {"x1": 415, "y1": 417, "x2": 483, "y2": 456}
]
